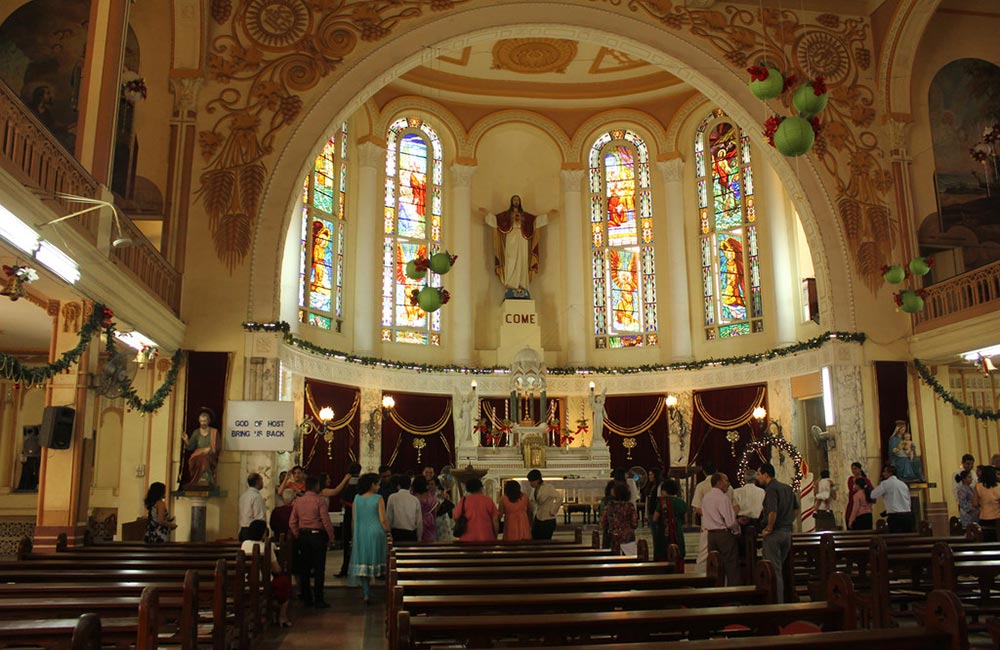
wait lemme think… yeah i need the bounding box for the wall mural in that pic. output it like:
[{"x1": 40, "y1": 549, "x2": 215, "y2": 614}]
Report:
[
  {"x1": 198, "y1": 0, "x2": 894, "y2": 292},
  {"x1": 923, "y1": 58, "x2": 1000, "y2": 274},
  {"x1": 0, "y1": 0, "x2": 91, "y2": 154}
]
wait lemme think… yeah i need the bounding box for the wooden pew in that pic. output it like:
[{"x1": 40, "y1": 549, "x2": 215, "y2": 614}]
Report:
[{"x1": 0, "y1": 586, "x2": 159, "y2": 650}]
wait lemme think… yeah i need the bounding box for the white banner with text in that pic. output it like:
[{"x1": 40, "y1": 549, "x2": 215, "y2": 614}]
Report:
[{"x1": 224, "y1": 401, "x2": 296, "y2": 451}]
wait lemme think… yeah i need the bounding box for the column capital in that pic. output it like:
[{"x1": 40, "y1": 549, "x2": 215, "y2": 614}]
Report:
[
  {"x1": 449, "y1": 163, "x2": 477, "y2": 188},
  {"x1": 884, "y1": 118, "x2": 911, "y2": 160},
  {"x1": 168, "y1": 75, "x2": 202, "y2": 116},
  {"x1": 357, "y1": 141, "x2": 386, "y2": 169},
  {"x1": 560, "y1": 169, "x2": 585, "y2": 193},
  {"x1": 656, "y1": 158, "x2": 685, "y2": 183}
]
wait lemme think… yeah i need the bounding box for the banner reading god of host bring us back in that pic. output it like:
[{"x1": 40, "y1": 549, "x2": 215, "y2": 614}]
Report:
[{"x1": 225, "y1": 401, "x2": 295, "y2": 451}]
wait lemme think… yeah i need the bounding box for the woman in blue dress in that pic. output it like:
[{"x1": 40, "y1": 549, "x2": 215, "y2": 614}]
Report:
[{"x1": 348, "y1": 472, "x2": 389, "y2": 603}]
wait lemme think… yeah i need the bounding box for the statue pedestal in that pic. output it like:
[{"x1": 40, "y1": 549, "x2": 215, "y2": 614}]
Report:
[
  {"x1": 173, "y1": 488, "x2": 225, "y2": 542},
  {"x1": 497, "y1": 300, "x2": 542, "y2": 365}
]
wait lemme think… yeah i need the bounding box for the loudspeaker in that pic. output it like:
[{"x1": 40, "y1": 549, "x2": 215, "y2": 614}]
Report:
[{"x1": 39, "y1": 406, "x2": 75, "y2": 449}]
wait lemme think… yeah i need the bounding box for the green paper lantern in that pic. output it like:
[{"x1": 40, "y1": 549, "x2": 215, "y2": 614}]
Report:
[
  {"x1": 792, "y1": 83, "x2": 829, "y2": 117},
  {"x1": 899, "y1": 290, "x2": 924, "y2": 314},
  {"x1": 429, "y1": 251, "x2": 453, "y2": 275},
  {"x1": 749, "y1": 68, "x2": 784, "y2": 101},
  {"x1": 417, "y1": 287, "x2": 442, "y2": 312},
  {"x1": 404, "y1": 260, "x2": 426, "y2": 280},
  {"x1": 882, "y1": 265, "x2": 906, "y2": 284},
  {"x1": 908, "y1": 256, "x2": 931, "y2": 277},
  {"x1": 773, "y1": 116, "x2": 815, "y2": 157}
]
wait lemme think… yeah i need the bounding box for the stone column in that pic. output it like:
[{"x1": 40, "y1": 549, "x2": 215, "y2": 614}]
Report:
[
  {"x1": 359, "y1": 387, "x2": 382, "y2": 471},
  {"x1": 243, "y1": 333, "x2": 281, "y2": 510},
  {"x1": 34, "y1": 301, "x2": 96, "y2": 551},
  {"x1": 823, "y1": 358, "x2": 867, "y2": 529},
  {"x1": 162, "y1": 74, "x2": 203, "y2": 269},
  {"x1": 886, "y1": 119, "x2": 917, "y2": 263},
  {"x1": 74, "y1": 0, "x2": 131, "y2": 182},
  {"x1": 758, "y1": 163, "x2": 797, "y2": 346},
  {"x1": 560, "y1": 169, "x2": 587, "y2": 366},
  {"x1": 449, "y1": 164, "x2": 477, "y2": 365},
  {"x1": 657, "y1": 158, "x2": 693, "y2": 361},
  {"x1": 354, "y1": 141, "x2": 386, "y2": 356}
]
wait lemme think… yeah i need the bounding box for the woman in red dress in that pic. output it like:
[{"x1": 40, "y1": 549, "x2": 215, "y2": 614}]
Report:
[
  {"x1": 454, "y1": 478, "x2": 499, "y2": 542},
  {"x1": 499, "y1": 480, "x2": 531, "y2": 542}
]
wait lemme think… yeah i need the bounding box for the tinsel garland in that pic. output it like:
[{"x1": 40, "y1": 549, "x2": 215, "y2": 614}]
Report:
[
  {"x1": 102, "y1": 328, "x2": 183, "y2": 413},
  {"x1": 913, "y1": 359, "x2": 1000, "y2": 421},
  {"x1": 0, "y1": 305, "x2": 106, "y2": 385},
  {"x1": 0, "y1": 303, "x2": 182, "y2": 414},
  {"x1": 243, "y1": 321, "x2": 865, "y2": 375}
]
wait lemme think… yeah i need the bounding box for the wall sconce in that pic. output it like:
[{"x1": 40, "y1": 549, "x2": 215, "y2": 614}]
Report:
[
  {"x1": 665, "y1": 394, "x2": 687, "y2": 451},
  {"x1": 752, "y1": 406, "x2": 767, "y2": 435},
  {"x1": 367, "y1": 395, "x2": 395, "y2": 451},
  {"x1": 589, "y1": 381, "x2": 595, "y2": 396}
]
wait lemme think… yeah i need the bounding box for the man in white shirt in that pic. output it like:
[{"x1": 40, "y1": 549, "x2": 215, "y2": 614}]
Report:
[
  {"x1": 732, "y1": 470, "x2": 765, "y2": 522},
  {"x1": 528, "y1": 469, "x2": 563, "y2": 539},
  {"x1": 238, "y1": 473, "x2": 267, "y2": 542},
  {"x1": 386, "y1": 475, "x2": 423, "y2": 542},
  {"x1": 701, "y1": 473, "x2": 741, "y2": 586},
  {"x1": 953, "y1": 454, "x2": 977, "y2": 501},
  {"x1": 871, "y1": 464, "x2": 913, "y2": 533}
]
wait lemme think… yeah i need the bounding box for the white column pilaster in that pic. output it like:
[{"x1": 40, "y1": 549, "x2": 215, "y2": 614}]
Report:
[
  {"x1": 759, "y1": 163, "x2": 797, "y2": 345},
  {"x1": 561, "y1": 169, "x2": 587, "y2": 366},
  {"x1": 449, "y1": 164, "x2": 477, "y2": 365},
  {"x1": 657, "y1": 158, "x2": 694, "y2": 362},
  {"x1": 353, "y1": 142, "x2": 386, "y2": 356}
]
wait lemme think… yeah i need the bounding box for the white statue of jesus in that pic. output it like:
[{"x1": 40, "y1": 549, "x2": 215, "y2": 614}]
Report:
[{"x1": 481, "y1": 195, "x2": 551, "y2": 297}]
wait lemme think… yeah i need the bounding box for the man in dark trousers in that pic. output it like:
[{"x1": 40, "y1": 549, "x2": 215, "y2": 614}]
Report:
[
  {"x1": 336, "y1": 462, "x2": 362, "y2": 577},
  {"x1": 757, "y1": 463, "x2": 797, "y2": 603},
  {"x1": 289, "y1": 475, "x2": 334, "y2": 608}
]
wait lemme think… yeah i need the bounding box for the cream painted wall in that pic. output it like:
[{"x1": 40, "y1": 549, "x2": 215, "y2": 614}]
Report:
[{"x1": 0, "y1": 383, "x2": 44, "y2": 518}]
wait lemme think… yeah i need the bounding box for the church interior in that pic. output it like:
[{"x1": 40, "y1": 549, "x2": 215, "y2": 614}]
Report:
[{"x1": 0, "y1": 0, "x2": 998, "y2": 646}]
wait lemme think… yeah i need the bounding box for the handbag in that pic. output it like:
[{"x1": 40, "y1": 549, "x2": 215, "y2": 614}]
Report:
[{"x1": 452, "y1": 498, "x2": 468, "y2": 537}]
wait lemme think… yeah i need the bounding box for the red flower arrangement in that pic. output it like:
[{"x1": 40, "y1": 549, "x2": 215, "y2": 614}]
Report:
[
  {"x1": 409, "y1": 288, "x2": 420, "y2": 306},
  {"x1": 412, "y1": 256, "x2": 429, "y2": 272},
  {"x1": 781, "y1": 74, "x2": 799, "y2": 93},
  {"x1": 440, "y1": 289, "x2": 451, "y2": 305},
  {"x1": 101, "y1": 307, "x2": 116, "y2": 328},
  {"x1": 763, "y1": 115, "x2": 784, "y2": 146},
  {"x1": 746, "y1": 66, "x2": 770, "y2": 82},
  {"x1": 811, "y1": 76, "x2": 827, "y2": 95}
]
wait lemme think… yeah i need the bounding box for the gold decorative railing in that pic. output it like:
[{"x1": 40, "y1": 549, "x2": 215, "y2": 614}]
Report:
[
  {"x1": 0, "y1": 81, "x2": 180, "y2": 314},
  {"x1": 111, "y1": 216, "x2": 181, "y2": 313},
  {"x1": 913, "y1": 259, "x2": 1000, "y2": 333},
  {"x1": 0, "y1": 81, "x2": 100, "y2": 242}
]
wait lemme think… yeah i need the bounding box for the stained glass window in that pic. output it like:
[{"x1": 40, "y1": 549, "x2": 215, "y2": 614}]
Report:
[
  {"x1": 299, "y1": 122, "x2": 349, "y2": 329},
  {"x1": 589, "y1": 129, "x2": 657, "y2": 349},
  {"x1": 695, "y1": 109, "x2": 763, "y2": 340},
  {"x1": 381, "y1": 117, "x2": 443, "y2": 346}
]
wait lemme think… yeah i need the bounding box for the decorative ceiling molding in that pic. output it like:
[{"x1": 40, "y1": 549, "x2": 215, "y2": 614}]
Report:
[
  {"x1": 589, "y1": 47, "x2": 649, "y2": 74},
  {"x1": 491, "y1": 38, "x2": 578, "y2": 74},
  {"x1": 465, "y1": 109, "x2": 571, "y2": 162},
  {"x1": 664, "y1": 94, "x2": 711, "y2": 155},
  {"x1": 438, "y1": 46, "x2": 472, "y2": 66}
]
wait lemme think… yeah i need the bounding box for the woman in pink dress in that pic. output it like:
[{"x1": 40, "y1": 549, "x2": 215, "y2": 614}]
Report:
[
  {"x1": 454, "y1": 478, "x2": 499, "y2": 542},
  {"x1": 499, "y1": 480, "x2": 531, "y2": 541},
  {"x1": 412, "y1": 476, "x2": 437, "y2": 542}
]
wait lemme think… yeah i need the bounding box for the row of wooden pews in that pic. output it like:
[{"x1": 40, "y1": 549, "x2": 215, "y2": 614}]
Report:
[
  {"x1": 386, "y1": 533, "x2": 969, "y2": 650},
  {"x1": 0, "y1": 537, "x2": 277, "y2": 649}
]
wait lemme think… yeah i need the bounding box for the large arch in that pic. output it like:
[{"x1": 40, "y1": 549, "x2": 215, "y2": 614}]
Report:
[
  {"x1": 880, "y1": 0, "x2": 944, "y2": 116},
  {"x1": 247, "y1": 4, "x2": 855, "y2": 345}
]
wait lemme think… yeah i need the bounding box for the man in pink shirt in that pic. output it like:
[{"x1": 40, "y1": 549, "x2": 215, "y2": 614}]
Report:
[
  {"x1": 700, "y1": 473, "x2": 741, "y2": 586},
  {"x1": 290, "y1": 475, "x2": 335, "y2": 608}
]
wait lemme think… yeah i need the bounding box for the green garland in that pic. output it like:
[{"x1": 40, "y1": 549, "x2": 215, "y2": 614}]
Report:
[
  {"x1": 243, "y1": 321, "x2": 865, "y2": 375},
  {"x1": 0, "y1": 302, "x2": 183, "y2": 414},
  {"x1": 913, "y1": 358, "x2": 1000, "y2": 421},
  {"x1": 101, "y1": 328, "x2": 183, "y2": 413},
  {"x1": 0, "y1": 304, "x2": 106, "y2": 385}
]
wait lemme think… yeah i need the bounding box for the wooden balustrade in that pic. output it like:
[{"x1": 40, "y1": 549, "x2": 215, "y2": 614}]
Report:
[
  {"x1": 0, "y1": 80, "x2": 100, "y2": 242},
  {"x1": 914, "y1": 259, "x2": 1000, "y2": 333},
  {"x1": 0, "y1": 81, "x2": 180, "y2": 314},
  {"x1": 111, "y1": 216, "x2": 181, "y2": 314}
]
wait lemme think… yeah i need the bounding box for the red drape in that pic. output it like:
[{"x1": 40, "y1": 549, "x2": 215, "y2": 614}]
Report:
[
  {"x1": 380, "y1": 391, "x2": 455, "y2": 474},
  {"x1": 603, "y1": 394, "x2": 669, "y2": 472},
  {"x1": 875, "y1": 361, "x2": 910, "y2": 468},
  {"x1": 303, "y1": 379, "x2": 360, "y2": 511},
  {"x1": 689, "y1": 383, "x2": 768, "y2": 483},
  {"x1": 178, "y1": 351, "x2": 230, "y2": 490}
]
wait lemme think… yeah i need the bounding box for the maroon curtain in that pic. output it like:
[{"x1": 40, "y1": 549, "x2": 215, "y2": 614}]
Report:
[
  {"x1": 303, "y1": 379, "x2": 360, "y2": 510},
  {"x1": 603, "y1": 394, "x2": 669, "y2": 472},
  {"x1": 875, "y1": 361, "x2": 910, "y2": 467},
  {"x1": 689, "y1": 383, "x2": 767, "y2": 483},
  {"x1": 178, "y1": 351, "x2": 229, "y2": 489},
  {"x1": 380, "y1": 391, "x2": 454, "y2": 474}
]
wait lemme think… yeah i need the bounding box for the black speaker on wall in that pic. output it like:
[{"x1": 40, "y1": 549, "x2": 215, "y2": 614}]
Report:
[{"x1": 39, "y1": 406, "x2": 75, "y2": 449}]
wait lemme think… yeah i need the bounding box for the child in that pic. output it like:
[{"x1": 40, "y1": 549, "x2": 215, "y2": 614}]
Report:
[{"x1": 816, "y1": 470, "x2": 834, "y2": 512}]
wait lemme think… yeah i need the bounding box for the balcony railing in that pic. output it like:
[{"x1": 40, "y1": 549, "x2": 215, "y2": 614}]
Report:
[
  {"x1": 0, "y1": 81, "x2": 180, "y2": 314},
  {"x1": 913, "y1": 259, "x2": 1000, "y2": 333}
]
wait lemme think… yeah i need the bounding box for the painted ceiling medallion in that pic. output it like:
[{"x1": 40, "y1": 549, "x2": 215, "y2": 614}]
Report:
[
  {"x1": 243, "y1": 0, "x2": 311, "y2": 51},
  {"x1": 794, "y1": 32, "x2": 850, "y2": 84},
  {"x1": 492, "y1": 38, "x2": 578, "y2": 74}
]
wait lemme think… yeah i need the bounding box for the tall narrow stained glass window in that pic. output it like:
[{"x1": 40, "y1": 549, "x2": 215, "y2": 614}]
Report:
[
  {"x1": 589, "y1": 129, "x2": 658, "y2": 349},
  {"x1": 381, "y1": 117, "x2": 443, "y2": 346},
  {"x1": 695, "y1": 109, "x2": 763, "y2": 339},
  {"x1": 299, "y1": 122, "x2": 349, "y2": 330}
]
